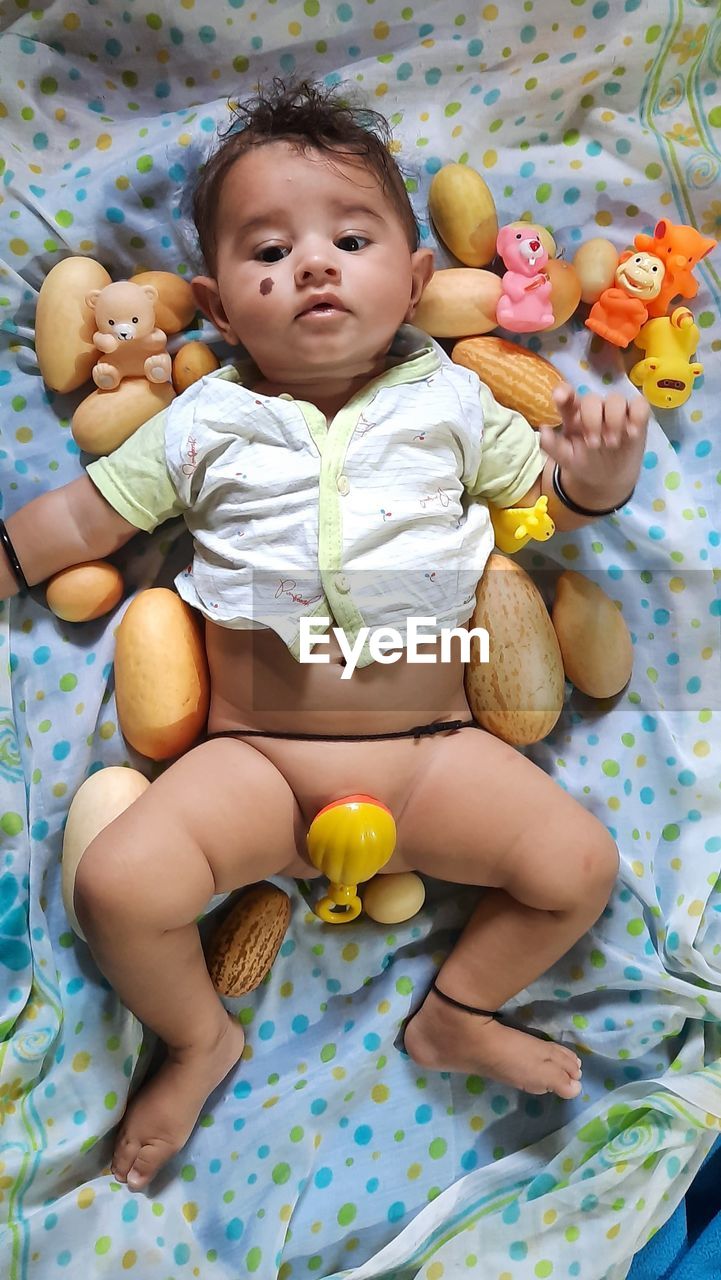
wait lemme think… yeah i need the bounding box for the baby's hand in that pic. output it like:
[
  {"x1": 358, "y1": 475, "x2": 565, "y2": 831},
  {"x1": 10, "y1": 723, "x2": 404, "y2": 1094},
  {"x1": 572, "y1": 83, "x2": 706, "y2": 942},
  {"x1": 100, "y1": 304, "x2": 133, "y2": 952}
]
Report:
[{"x1": 538, "y1": 385, "x2": 649, "y2": 511}]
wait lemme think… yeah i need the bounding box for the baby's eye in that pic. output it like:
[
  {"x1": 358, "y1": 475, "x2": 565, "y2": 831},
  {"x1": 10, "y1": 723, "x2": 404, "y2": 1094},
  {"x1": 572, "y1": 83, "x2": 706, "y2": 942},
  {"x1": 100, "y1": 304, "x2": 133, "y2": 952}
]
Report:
[
  {"x1": 257, "y1": 245, "x2": 290, "y2": 263},
  {"x1": 336, "y1": 235, "x2": 369, "y2": 252}
]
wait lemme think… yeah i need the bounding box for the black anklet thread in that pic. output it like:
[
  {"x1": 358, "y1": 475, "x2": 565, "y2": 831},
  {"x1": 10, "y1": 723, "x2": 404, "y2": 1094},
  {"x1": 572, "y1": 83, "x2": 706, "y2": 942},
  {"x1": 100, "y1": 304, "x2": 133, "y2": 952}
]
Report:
[{"x1": 432, "y1": 980, "x2": 501, "y2": 1020}]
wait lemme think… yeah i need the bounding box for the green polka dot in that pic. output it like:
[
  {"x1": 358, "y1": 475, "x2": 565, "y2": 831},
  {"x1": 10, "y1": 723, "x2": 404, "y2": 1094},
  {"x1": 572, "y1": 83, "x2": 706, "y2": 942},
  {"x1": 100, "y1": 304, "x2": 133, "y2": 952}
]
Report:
[
  {"x1": 465, "y1": 1075, "x2": 484, "y2": 1094},
  {"x1": 395, "y1": 976, "x2": 413, "y2": 995},
  {"x1": 645, "y1": 24, "x2": 662, "y2": 43},
  {"x1": 246, "y1": 1248, "x2": 262, "y2": 1271},
  {"x1": 136, "y1": 154, "x2": 153, "y2": 174},
  {"x1": 337, "y1": 1203, "x2": 357, "y2": 1226},
  {"x1": 698, "y1": 311, "x2": 714, "y2": 328},
  {"x1": 40, "y1": 76, "x2": 58, "y2": 94},
  {"x1": 59, "y1": 674, "x2": 78, "y2": 692},
  {"x1": 146, "y1": 12, "x2": 162, "y2": 28},
  {"x1": 563, "y1": 128, "x2": 579, "y2": 145},
  {"x1": 565, "y1": 1226, "x2": 580, "y2": 1242},
  {"x1": 644, "y1": 163, "x2": 662, "y2": 180},
  {"x1": 590, "y1": 949, "x2": 606, "y2": 968},
  {"x1": 95, "y1": 1238, "x2": 111, "y2": 1256},
  {"x1": 444, "y1": 102, "x2": 462, "y2": 117},
  {"x1": 290, "y1": 1126, "x2": 303, "y2": 1142},
  {"x1": 536, "y1": 1264, "x2": 553, "y2": 1279},
  {"x1": 627, "y1": 918, "x2": 644, "y2": 937},
  {"x1": 104, "y1": 1092, "x2": 117, "y2": 1109},
  {"x1": 429, "y1": 1137, "x2": 447, "y2": 1159},
  {"x1": 180, "y1": 1164, "x2": 196, "y2": 1181},
  {"x1": 536, "y1": 182, "x2": 552, "y2": 203},
  {"x1": 304, "y1": 0, "x2": 320, "y2": 13},
  {"x1": 320, "y1": 1043, "x2": 336, "y2": 1063},
  {"x1": 1, "y1": 812, "x2": 23, "y2": 836},
  {"x1": 602, "y1": 760, "x2": 620, "y2": 777},
  {"x1": 55, "y1": 210, "x2": 74, "y2": 227},
  {"x1": 664, "y1": 472, "x2": 681, "y2": 490},
  {"x1": 708, "y1": 106, "x2": 721, "y2": 128},
  {"x1": 272, "y1": 1162, "x2": 291, "y2": 1185},
  {"x1": 662, "y1": 824, "x2": 681, "y2": 842}
]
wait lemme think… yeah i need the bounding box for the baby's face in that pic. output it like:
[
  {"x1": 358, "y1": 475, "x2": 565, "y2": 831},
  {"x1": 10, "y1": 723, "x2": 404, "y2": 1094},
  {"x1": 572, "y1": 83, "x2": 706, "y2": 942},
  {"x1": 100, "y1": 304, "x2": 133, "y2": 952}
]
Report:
[{"x1": 192, "y1": 141, "x2": 433, "y2": 386}]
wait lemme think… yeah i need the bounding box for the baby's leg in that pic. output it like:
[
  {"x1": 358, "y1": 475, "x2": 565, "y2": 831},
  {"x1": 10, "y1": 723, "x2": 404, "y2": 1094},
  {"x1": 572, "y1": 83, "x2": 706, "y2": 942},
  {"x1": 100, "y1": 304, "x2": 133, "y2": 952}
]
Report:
[
  {"x1": 399, "y1": 730, "x2": 619, "y2": 1098},
  {"x1": 73, "y1": 738, "x2": 307, "y2": 1191}
]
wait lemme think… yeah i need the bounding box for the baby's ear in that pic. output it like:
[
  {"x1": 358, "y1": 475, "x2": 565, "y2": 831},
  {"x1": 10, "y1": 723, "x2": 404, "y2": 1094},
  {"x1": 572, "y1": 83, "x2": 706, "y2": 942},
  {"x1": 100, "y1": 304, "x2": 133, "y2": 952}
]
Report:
[
  {"x1": 191, "y1": 276, "x2": 239, "y2": 344},
  {"x1": 406, "y1": 247, "x2": 435, "y2": 319}
]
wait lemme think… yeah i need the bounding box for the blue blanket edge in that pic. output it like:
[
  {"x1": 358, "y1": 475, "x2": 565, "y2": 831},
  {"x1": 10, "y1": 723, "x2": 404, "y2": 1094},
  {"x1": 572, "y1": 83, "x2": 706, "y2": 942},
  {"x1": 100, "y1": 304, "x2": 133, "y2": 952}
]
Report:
[{"x1": 629, "y1": 1136, "x2": 721, "y2": 1280}]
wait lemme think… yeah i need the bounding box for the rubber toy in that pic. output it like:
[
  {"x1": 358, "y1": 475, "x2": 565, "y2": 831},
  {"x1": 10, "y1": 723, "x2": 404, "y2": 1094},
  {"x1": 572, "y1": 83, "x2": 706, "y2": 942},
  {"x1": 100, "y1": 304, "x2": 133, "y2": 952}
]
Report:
[
  {"x1": 585, "y1": 251, "x2": 666, "y2": 348},
  {"x1": 629, "y1": 306, "x2": 703, "y2": 410},
  {"x1": 495, "y1": 225, "x2": 554, "y2": 333},
  {"x1": 86, "y1": 280, "x2": 172, "y2": 389},
  {"x1": 489, "y1": 494, "x2": 555, "y2": 554},
  {"x1": 306, "y1": 795, "x2": 397, "y2": 923},
  {"x1": 633, "y1": 220, "x2": 716, "y2": 319}
]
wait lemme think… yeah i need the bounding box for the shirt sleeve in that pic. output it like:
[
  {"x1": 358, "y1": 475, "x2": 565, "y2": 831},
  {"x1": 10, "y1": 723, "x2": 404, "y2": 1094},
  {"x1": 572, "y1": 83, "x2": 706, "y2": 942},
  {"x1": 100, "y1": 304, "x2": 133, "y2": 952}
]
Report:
[
  {"x1": 85, "y1": 404, "x2": 186, "y2": 532},
  {"x1": 466, "y1": 381, "x2": 547, "y2": 508}
]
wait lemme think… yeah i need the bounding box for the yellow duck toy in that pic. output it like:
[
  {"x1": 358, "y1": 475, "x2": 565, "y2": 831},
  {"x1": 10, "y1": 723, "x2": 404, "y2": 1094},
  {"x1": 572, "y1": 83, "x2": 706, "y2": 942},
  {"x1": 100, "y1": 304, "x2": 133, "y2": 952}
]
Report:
[
  {"x1": 490, "y1": 494, "x2": 555, "y2": 555},
  {"x1": 306, "y1": 795, "x2": 397, "y2": 923}
]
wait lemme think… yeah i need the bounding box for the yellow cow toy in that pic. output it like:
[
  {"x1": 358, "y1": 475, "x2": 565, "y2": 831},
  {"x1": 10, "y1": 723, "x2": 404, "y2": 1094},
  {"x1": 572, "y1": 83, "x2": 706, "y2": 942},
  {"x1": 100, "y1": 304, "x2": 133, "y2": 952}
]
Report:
[{"x1": 629, "y1": 306, "x2": 703, "y2": 410}]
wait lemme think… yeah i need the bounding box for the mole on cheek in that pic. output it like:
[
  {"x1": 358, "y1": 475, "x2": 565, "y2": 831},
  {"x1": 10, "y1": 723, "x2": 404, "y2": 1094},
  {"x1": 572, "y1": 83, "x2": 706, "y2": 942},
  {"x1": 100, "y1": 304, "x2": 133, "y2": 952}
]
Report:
[{"x1": 259, "y1": 277, "x2": 273, "y2": 296}]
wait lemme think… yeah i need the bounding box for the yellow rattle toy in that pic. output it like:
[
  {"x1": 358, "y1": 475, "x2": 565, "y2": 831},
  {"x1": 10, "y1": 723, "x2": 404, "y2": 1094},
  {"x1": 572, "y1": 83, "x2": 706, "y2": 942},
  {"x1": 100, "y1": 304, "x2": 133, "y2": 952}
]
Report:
[{"x1": 306, "y1": 794, "x2": 397, "y2": 923}]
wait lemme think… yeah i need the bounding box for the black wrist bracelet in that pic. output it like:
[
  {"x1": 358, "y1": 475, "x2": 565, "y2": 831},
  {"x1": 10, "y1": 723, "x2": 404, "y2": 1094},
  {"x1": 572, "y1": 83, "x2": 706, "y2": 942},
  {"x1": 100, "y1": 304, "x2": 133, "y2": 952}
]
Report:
[
  {"x1": 0, "y1": 519, "x2": 29, "y2": 592},
  {"x1": 552, "y1": 463, "x2": 635, "y2": 519}
]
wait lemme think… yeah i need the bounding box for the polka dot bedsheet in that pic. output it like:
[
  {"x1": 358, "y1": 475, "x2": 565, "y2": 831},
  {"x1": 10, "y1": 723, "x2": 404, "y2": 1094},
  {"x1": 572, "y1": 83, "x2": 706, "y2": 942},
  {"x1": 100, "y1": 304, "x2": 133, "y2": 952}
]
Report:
[{"x1": 1, "y1": 2, "x2": 720, "y2": 1278}]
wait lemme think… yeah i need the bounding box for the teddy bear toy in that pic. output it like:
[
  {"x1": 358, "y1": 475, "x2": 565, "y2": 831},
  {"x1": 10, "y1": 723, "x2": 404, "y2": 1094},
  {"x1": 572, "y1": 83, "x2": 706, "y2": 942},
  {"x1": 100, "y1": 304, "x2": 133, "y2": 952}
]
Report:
[
  {"x1": 495, "y1": 225, "x2": 554, "y2": 333},
  {"x1": 85, "y1": 280, "x2": 172, "y2": 390}
]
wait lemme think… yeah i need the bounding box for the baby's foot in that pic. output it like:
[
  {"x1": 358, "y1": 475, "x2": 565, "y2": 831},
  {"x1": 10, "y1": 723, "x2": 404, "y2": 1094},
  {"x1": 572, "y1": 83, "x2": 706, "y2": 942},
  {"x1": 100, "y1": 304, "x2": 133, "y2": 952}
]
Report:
[
  {"x1": 403, "y1": 989, "x2": 582, "y2": 1100},
  {"x1": 111, "y1": 1017, "x2": 245, "y2": 1191}
]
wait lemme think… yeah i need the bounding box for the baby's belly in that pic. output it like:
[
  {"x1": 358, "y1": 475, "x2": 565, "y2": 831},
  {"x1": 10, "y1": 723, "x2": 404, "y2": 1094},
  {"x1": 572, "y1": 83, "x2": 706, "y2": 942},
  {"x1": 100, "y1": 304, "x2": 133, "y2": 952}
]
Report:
[{"x1": 204, "y1": 620, "x2": 473, "y2": 838}]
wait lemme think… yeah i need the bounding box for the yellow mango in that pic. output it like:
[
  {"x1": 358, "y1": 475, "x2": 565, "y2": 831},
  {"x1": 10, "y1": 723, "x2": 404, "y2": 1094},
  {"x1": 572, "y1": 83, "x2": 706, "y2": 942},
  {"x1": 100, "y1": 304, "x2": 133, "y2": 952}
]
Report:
[
  {"x1": 35, "y1": 256, "x2": 112, "y2": 393},
  {"x1": 413, "y1": 268, "x2": 502, "y2": 338},
  {"x1": 429, "y1": 163, "x2": 499, "y2": 267},
  {"x1": 551, "y1": 570, "x2": 633, "y2": 698}
]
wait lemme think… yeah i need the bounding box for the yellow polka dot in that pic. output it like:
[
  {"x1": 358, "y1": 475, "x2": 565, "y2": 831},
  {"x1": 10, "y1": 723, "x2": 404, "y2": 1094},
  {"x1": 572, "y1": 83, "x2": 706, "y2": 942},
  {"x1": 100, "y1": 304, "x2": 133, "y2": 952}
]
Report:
[
  {"x1": 608, "y1": 796, "x2": 620, "y2": 811},
  {"x1": 181, "y1": 0, "x2": 194, "y2": 8},
  {"x1": 652, "y1": 498, "x2": 666, "y2": 511},
  {"x1": 562, "y1": 544, "x2": 580, "y2": 561},
  {"x1": 407, "y1": 1161, "x2": 422, "y2": 1179},
  {"x1": 122, "y1": 1252, "x2": 136, "y2": 1270},
  {"x1": 79, "y1": 240, "x2": 96, "y2": 252},
  {"x1": 660, "y1": 191, "x2": 673, "y2": 206},
  {"x1": 543, "y1": 1209, "x2": 558, "y2": 1225},
  {"x1": 427, "y1": 1264, "x2": 444, "y2": 1280},
  {"x1": 72, "y1": 1051, "x2": 91, "y2": 1072},
  {"x1": 16, "y1": 427, "x2": 32, "y2": 443},
  {"x1": 483, "y1": 149, "x2": 497, "y2": 168},
  {"x1": 607, "y1": 1223, "x2": 621, "y2": 1239},
  {"x1": 182, "y1": 1201, "x2": 198, "y2": 1222},
  {"x1": 288, "y1": 21, "x2": 301, "y2": 35},
  {"x1": 374, "y1": 83, "x2": 388, "y2": 97},
  {"x1": 451, "y1": 125, "x2": 462, "y2": 138},
  {"x1": 99, "y1": 721, "x2": 116, "y2": 740},
  {"x1": 377, "y1": 999, "x2": 390, "y2": 1014},
  {"x1": 688, "y1": 900, "x2": 704, "y2": 917},
  {"x1": 55, "y1": 108, "x2": 66, "y2": 122},
  {"x1": 420, "y1": 112, "x2": 429, "y2": 122},
  {"x1": 178, "y1": 132, "x2": 192, "y2": 147},
  {"x1": 482, "y1": 5, "x2": 498, "y2": 18},
  {"x1": 570, "y1": 159, "x2": 583, "y2": 169},
  {"x1": 671, "y1": 857, "x2": 682, "y2": 871},
  {"x1": 63, "y1": 13, "x2": 80, "y2": 29},
  {"x1": 701, "y1": 647, "x2": 713, "y2": 660},
  {"x1": 596, "y1": 211, "x2": 613, "y2": 227},
  {"x1": 694, "y1": 740, "x2": 710, "y2": 757},
  {"x1": 669, "y1": 577, "x2": 685, "y2": 592},
  {"x1": 632, "y1": 860, "x2": 644, "y2": 877},
  {"x1": 9, "y1": 239, "x2": 29, "y2": 256},
  {"x1": 636, "y1": 754, "x2": 646, "y2": 767},
  {"x1": 116, "y1": 176, "x2": 130, "y2": 191},
  {"x1": 573, "y1": 25, "x2": 586, "y2": 37},
  {"x1": 582, "y1": 70, "x2": 599, "y2": 84},
  {"x1": 96, "y1": 134, "x2": 112, "y2": 150},
  {"x1": 311, "y1": 1220, "x2": 322, "y2": 1234},
  {"x1": 77, "y1": 1187, "x2": 95, "y2": 1208},
  {"x1": 53, "y1": 783, "x2": 67, "y2": 798},
  {"x1": 373, "y1": 20, "x2": 390, "y2": 39},
  {"x1": 332, "y1": 1066, "x2": 346, "y2": 1080},
  {"x1": 470, "y1": 1115, "x2": 484, "y2": 1131},
  {"x1": 371, "y1": 1084, "x2": 389, "y2": 1103},
  {"x1": 280, "y1": 1203, "x2": 292, "y2": 1222},
  {"x1": 342, "y1": 943, "x2": 359, "y2": 962}
]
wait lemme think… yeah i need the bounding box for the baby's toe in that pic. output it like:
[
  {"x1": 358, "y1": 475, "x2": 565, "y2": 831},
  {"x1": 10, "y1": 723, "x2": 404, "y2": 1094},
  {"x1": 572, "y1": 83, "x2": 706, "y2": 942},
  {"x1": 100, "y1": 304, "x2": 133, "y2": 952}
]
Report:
[
  {"x1": 126, "y1": 1139, "x2": 176, "y2": 1191},
  {"x1": 111, "y1": 1131, "x2": 141, "y2": 1184},
  {"x1": 538, "y1": 1045, "x2": 582, "y2": 1100}
]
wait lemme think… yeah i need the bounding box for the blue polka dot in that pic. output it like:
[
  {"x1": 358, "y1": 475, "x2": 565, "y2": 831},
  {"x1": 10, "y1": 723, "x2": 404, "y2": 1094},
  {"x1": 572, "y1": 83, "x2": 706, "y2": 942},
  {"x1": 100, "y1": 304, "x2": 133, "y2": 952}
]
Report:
[
  {"x1": 33, "y1": 646, "x2": 51, "y2": 665},
  {"x1": 678, "y1": 770, "x2": 695, "y2": 786},
  {"x1": 366, "y1": 1177, "x2": 379, "y2": 1192},
  {"x1": 667, "y1": 931, "x2": 679, "y2": 951},
  {"x1": 292, "y1": 1015, "x2": 308, "y2": 1034},
  {"x1": 363, "y1": 1032, "x2": 381, "y2": 1051},
  {"x1": 667, "y1": 652, "x2": 679, "y2": 665},
  {"x1": 170, "y1": 27, "x2": 184, "y2": 45},
  {"x1": 510, "y1": 1241, "x2": 528, "y2": 1261},
  {"x1": 520, "y1": 25, "x2": 536, "y2": 42},
  {"x1": 122, "y1": 1201, "x2": 139, "y2": 1222},
  {"x1": 563, "y1": 187, "x2": 581, "y2": 204},
  {"x1": 31, "y1": 820, "x2": 48, "y2": 840},
  {"x1": 643, "y1": 451, "x2": 658, "y2": 469},
  {"x1": 649, "y1": 526, "x2": 665, "y2": 541},
  {"x1": 73, "y1": 1110, "x2": 85, "y2": 1125},
  {"x1": 705, "y1": 838, "x2": 721, "y2": 853},
  {"x1": 695, "y1": 440, "x2": 712, "y2": 457},
  {"x1": 686, "y1": 677, "x2": 701, "y2": 694},
  {"x1": 586, "y1": 141, "x2": 602, "y2": 157},
  {"x1": 258, "y1": 1021, "x2": 275, "y2": 1040},
  {"x1": 415, "y1": 1104, "x2": 432, "y2": 1124},
  {"x1": 616, "y1": 138, "x2": 632, "y2": 155},
  {"x1": 642, "y1": 715, "x2": 657, "y2": 732},
  {"x1": 388, "y1": 1201, "x2": 406, "y2": 1222},
  {"x1": 467, "y1": 39, "x2": 483, "y2": 56},
  {"x1": 354, "y1": 1124, "x2": 372, "y2": 1145},
  {"x1": 314, "y1": 1166, "x2": 333, "y2": 1188},
  {"x1": 225, "y1": 1219, "x2": 243, "y2": 1241},
  {"x1": 520, "y1": 161, "x2": 535, "y2": 177},
  {"x1": 310, "y1": 1098, "x2": 327, "y2": 1116},
  {"x1": 105, "y1": 208, "x2": 125, "y2": 224},
  {"x1": 53, "y1": 741, "x2": 71, "y2": 761},
  {"x1": 155, "y1": 82, "x2": 171, "y2": 99},
  {"x1": 57, "y1": 1253, "x2": 71, "y2": 1267},
  {"x1": 209, "y1": 1158, "x2": 221, "y2": 1173},
  {"x1": 397, "y1": 63, "x2": 413, "y2": 81},
  {"x1": 257, "y1": 1145, "x2": 269, "y2": 1158},
  {"x1": 67, "y1": 977, "x2": 84, "y2": 995},
  {"x1": 233, "y1": 1080, "x2": 251, "y2": 1099},
  {"x1": 502, "y1": 1199, "x2": 521, "y2": 1224},
  {"x1": 640, "y1": 787, "x2": 655, "y2": 805},
  {"x1": 653, "y1": 608, "x2": 670, "y2": 625},
  {"x1": 105, "y1": 39, "x2": 122, "y2": 56},
  {"x1": 425, "y1": 68, "x2": 442, "y2": 86},
  {"x1": 33, "y1": 133, "x2": 48, "y2": 150},
  {"x1": 461, "y1": 1149, "x2": 478, "y2": 1170},
  {"x1": 199, "y1": 25, "x2": 216, "y2": 42},
  {"x1": 625, "y1": 966, "x2": 643, "y2": 982}
]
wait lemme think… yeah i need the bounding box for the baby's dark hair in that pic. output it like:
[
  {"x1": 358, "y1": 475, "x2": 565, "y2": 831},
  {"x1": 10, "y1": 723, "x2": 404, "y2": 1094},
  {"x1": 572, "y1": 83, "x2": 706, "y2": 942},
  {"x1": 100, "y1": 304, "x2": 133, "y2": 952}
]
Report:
[{"x1": 192, "y1": 76, "x2": 420, "y2": 274}]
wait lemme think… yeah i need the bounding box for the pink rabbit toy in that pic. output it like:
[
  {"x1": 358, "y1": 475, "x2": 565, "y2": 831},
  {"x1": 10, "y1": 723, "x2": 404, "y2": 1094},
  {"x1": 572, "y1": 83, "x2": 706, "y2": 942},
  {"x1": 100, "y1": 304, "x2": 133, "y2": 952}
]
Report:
[{"x1": 495, "y1": 225, "x2": 554, "y2": 333}]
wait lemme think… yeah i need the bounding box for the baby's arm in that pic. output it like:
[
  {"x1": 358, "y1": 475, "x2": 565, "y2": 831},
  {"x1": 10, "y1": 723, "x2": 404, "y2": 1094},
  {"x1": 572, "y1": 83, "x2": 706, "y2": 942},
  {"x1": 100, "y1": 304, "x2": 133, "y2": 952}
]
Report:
[
  {"x1": 513, "y1": 385, "x2": 649, "y2": 530},
  {"x1": 0, "y1": 477, "x2": 140, "y2": 600}
]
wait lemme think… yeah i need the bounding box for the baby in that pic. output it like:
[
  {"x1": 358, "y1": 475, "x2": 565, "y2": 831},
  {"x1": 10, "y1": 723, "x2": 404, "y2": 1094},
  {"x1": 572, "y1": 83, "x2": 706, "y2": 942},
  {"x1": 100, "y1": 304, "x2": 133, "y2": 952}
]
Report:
[{"x1": 0, "y1": 78, "x2": 649, "y2": 1192}]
